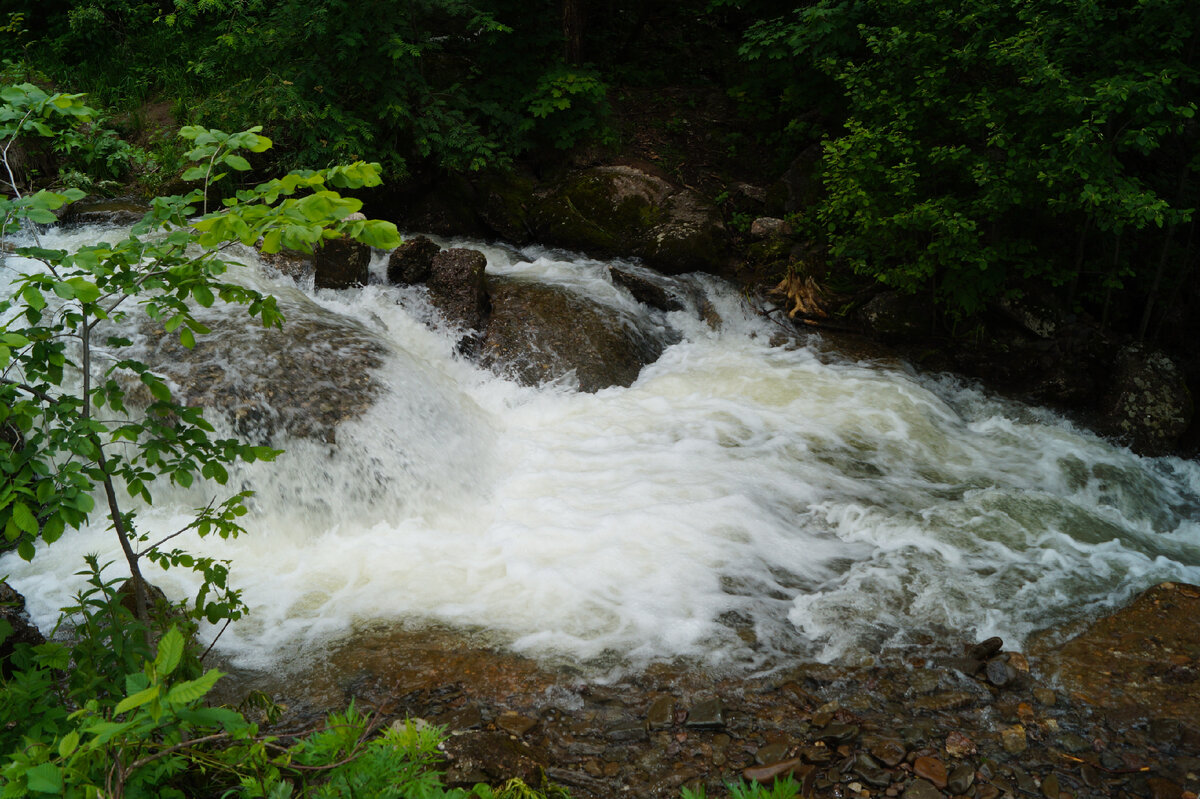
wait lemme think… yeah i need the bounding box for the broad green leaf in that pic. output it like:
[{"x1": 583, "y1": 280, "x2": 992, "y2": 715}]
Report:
[
  {"x1": 192, "y1": 284, "x2": 214, "y2": 307},
  {"x1": 21, "y1": 285, "x2": 45, "y2": 311},
  {"x1": 166, "y1": 668, "x2": 222, "y2": 705},
  {"x1": 224, "y1": 154, "x2": 252, "y2": 171},
  {"x1": 180, "y1": 327, "x2": 195, "y2": 349},
  {"x1": 354, "y1": 220, "x2": 402, "y2": 250},
  {"x1": 114, "y1": 684, "x2": 160, "y2": 716},
  {"x1": 182, "y1": 166, "x2": 208, "y2": 182},
  {"x1": 12, "y1": 501, "x2": 38, "y2": 534},
  {"x1": 155, "y1": 626, "x2": 185, "y2": 678},
  {"x1": 1, "y1": 332, "x2": 30, "y2": 347},
  {"x1": 42, "y1": 514, "x2": 65, "y2": 544},
  {"x1": 17, "y1": 539, "x2": 35, "y2": 561},
  {"x1": 24, "y1": 763, "x2": 63, "y2": 794},
  {"x1": 58, "y1": 730, "x2": 80, "y2": 758},
  {"x1": 66, "y1": 277, "x2": 101, "y2": 303}
]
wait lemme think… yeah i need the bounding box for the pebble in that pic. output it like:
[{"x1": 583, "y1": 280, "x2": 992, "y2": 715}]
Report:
[
  {"x1": 869, "y1": 736, "x2": 908, "y2": 767},
  {"x1": 756, "y1": 742, "x2": 789, "y2": 765},
  {"x1": 914, "y1": 756, "x2": 948, "y2": 789},
  {"x1": 819, "y1": 723, "x2": 861, "y2": 745},
  {"x1": 1033, "y1": 687, "x2": 1057, "y2": 706},
  {"x1": 947, "y1": 763, "x2": 975, "y2": 794},
  {"x1": 606, "y1": 720, "x2": 647, "y2": 742},
  {"x1": 497, "y1": 711, "x2": 537, "y2": 736},
  {"x1": 743, "y1": 758, "x2": 801, "y2": 784},
  {"x1": 812, "y1": 700, "x2": 839, "y2": 728},
  {"x1": 902, "y1": 778, "x2": 942, "y2": 799},
  {"x1": 1041, "y1": 773, "x2": 1060, "y2": 798},
  {"x1": 646, "y1": 695, "x2": 676, "y2": 730},
  {"x1": 986, "y1": 659, "x2": 1017, "y2": 688},
  {"x1": 1001, "y1": 724, "x2": 1027, "y2": 754},
  {"x1": 968, "y1": 637, "x2": 1004, "y2": 660},
  {"x1": 912, "y1": 692, "x2": 974, "y2": 712},
  {"x1": 686, "y1": 698, "x2": 725, "y2": 729},
  {"x1": 854, "y1": 752, "x2": 894, "y2": 788},
  {"x1": 944, "y1": 731, "x2": 976, "y2": 758},
  {"x1": 801, "y1": 744, "x2": 833, "y2": 764},
  {"x1": 976, "y1": 785, "x2": 1000, "y2": 799}
]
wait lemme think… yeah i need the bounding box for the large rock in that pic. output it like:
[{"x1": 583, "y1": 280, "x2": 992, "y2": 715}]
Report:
[
  {"x1": 133, "y1": 302, "x2": 385, "y2": 443},
  {"x1": 526, "y1": 165, "x2": 728, "y2": 275},
  {"x1": 313, "y1": 236, "x2": 372, "y2": 289},
  {"x1": 1099, "y1": 343, "x2": 1192, "y2": 455},
  {"x1": 427, "y1": 248, "x2": 490, "y2": 333},
  {"x1": 481, "y1": 278, "x2": 664, "y2": 392},
  {"x1": 1030, "y1": 582, "x2": 1200, "y2": 727},
  {"x1": 386, "y1": 235, "x2": 440, "y2": 285},
  {"x1": 1, "y1": 582, "x2": 45, "y2": 677}
]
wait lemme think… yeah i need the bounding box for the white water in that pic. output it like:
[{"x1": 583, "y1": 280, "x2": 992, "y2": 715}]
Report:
[{"x1": 4, "y1": 225, "x2": 1200, "y2": 674}]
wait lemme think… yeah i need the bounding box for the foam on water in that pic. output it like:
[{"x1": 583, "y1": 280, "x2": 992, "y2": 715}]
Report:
[{"x1": 4, "y1": 228, "x2": 1200, "y2": 673}]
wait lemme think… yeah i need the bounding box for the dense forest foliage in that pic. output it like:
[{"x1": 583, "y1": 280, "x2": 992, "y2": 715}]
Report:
[{"x1": 4, "y1": 0, "x2": 1196, "y2": 330}]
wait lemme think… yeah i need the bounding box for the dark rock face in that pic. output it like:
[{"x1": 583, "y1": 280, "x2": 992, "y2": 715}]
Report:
[
  {"x1": 313, "y1": 236, "x2": 372, "y2": 289},
  {"x1": 427, "y1": 248, "x2": 490, "y2": 333},
  {"x1": 386, "y1": 235, "x2": 440, "y2": 285},
  {"x1": 482, "y1": 278, "x2": 664, "y2": 393},
  {"x1": 1099, "y1": 343, "x2": 1192, "y2": 455},
  {"x1": 1, "y1": 582, "x2": 45, "y2": 676},
  {"x1": 856, "y1": 292, "x2": 934, "y2": 339},
  {"x1": 61, "y1": 196, "x2": 152, "y2": 227},
  {"x1": 1030, "y1": 582, "x2": 1200, "y2": 726}
]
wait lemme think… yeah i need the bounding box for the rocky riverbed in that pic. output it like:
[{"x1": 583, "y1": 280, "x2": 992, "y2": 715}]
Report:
[{"x1": 211, "y1": 583, "x2": 1200, "y2": 799}]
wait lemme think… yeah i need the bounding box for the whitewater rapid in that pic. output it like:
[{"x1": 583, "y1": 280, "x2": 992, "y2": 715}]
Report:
[{"x1": 4, "y1": 226, "x2": 1199, "y2": 674}]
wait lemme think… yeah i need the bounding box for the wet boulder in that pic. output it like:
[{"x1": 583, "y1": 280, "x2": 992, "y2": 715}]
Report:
[
  {"x1": 313, "y1": 239, "x2": 371, "y2": 289},
  {"x1": 1099, "y1": 343, "x2": 1192, "y2": 455},
  {"x1": 132, "y1": 300, "x2": 385, "y2": 443},
  {"x1": 427, "y1": 247, "x2": 490, "y2": 333},
  {"x1": 61, "y1": 196, "x2": 152, "y2": 227},
  {"x1": 856, "y1": 291, "x2": 933, "y2": 339},
  {"x1": 481, "y1": 278, "x2": 664, "y2": 393},
  {"x1": 527, "y1": 165, "x2": 727, "y2": 275},
  {"x1": 386, "y1": 235, "x2": 440, "y2": 285}
]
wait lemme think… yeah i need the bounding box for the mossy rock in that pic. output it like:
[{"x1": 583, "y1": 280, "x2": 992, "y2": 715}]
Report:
[{"x1": 527, "y1": 165, "x2": 727, "y2": 275}]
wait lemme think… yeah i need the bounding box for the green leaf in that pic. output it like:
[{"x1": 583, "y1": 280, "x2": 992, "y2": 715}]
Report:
[
  {"x1": 180, "y1": 327, "x2": 195, "y2": 349},
  {"x1": 12, "y1": 501, "x2": 38, "y2": 534},
  {"x1": 354, "y1": 220, "x2": 402, "y2": 250},
  {"x1": 66, "y1": 277, "x2": 101, "y2": 303},
  {"x1": 42, "y1": 514, "x2": 65, "y2": 544},
  {"x1": 166, "y1": 668, "x2": 222, "y2": 705},
  {"x1": 22, "y1": 285, "x2": 46, "y2": 310},
  {"x1": 58, "y1": 730, "x2": 80, "y2": 758},
  {"x1": 24, "y1": 763, "x2": 63, "y2": 794},
  {"x1": 182, "y1": 166, "x2": 208, "y2": 182},
  {"x1": 17, "y1": 539, "x2": 35, "y2": 561},
  {"x1": 192, "y1": 284, "x2": 214, "y2": 307},
  {"x1": 114, "y1": 684, "x2": 160, "y2": 716},
  {"x1": 155, "y1": 626, "x2": 185, "y2": 678},
  {"x1": 224, "y1": 154, "x2": 252, "y2": 171}
]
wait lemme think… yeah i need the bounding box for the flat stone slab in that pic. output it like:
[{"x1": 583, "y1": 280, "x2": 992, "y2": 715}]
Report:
[{"x1": 1030, "y1": 582, "x2": 1200, "y2": 725}]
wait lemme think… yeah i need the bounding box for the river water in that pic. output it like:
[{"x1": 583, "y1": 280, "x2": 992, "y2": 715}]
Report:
[{"x1": 4, "y1": 223, "x2": 1200, "y2": 677}]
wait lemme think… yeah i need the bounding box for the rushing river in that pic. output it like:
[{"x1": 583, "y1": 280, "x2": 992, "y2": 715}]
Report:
[{"x1": 4, "y1": 222, "x2": 1200, "y2": 676}]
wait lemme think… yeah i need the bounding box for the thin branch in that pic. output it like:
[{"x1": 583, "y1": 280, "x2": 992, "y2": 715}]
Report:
[
  {"x1": 138, "y1": 501, "x2": 214, "y2": 556},
  {"x1": 126, "y1": 731, "x2": 233, "y2": 772},
  {"x1": 199, "y1": 615, "x2": 234, "y2": 663}
]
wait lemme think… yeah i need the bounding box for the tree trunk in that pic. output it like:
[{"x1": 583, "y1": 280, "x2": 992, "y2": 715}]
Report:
[{"x1": 563, "y1": 0, "x2": 584, "y2": 64}]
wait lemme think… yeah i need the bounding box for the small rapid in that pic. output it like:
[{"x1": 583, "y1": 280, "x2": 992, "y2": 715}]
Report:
[{"x1": 4, "y1": 226, "x2": 1199, "y2": 675}]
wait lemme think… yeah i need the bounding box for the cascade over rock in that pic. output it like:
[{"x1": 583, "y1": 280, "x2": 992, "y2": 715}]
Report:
[
  {"x1": 0, "y1": 582, "x2": 44, "y2": 676},
  {"x1": 481, "y1": 277, "x2": 664, "y2": 392},
  {"x1": 131, "y1": 305, "x2": 384, "y2": 443}
]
